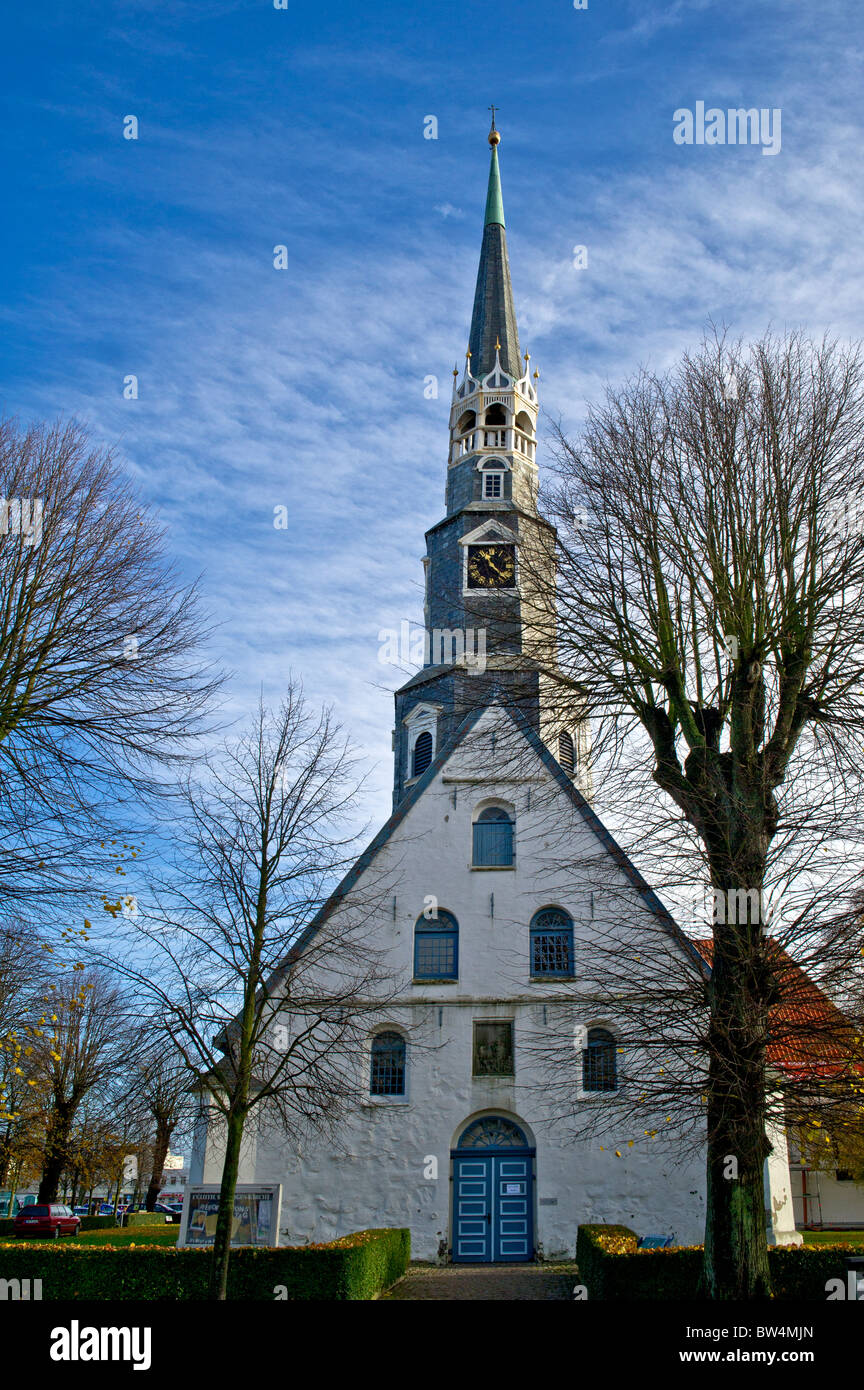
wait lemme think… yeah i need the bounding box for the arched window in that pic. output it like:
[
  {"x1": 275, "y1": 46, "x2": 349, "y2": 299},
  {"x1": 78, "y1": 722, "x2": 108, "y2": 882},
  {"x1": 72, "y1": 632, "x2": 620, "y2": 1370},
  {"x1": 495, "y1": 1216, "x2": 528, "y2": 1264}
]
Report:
[
  {"x1": 558, "y1": 730, "x2": 575, "y2": 776},
  {"x1": 412, "y1": 730, "x2": 433, "y2": 778},
  {"x1": 484, "y1": 404, "x2": 507, "y2": 425},
  {"x1": 457, "y1": 1116, "x2": 529, "y2": 1149},
  {"x1": 370, "y1": 1031, "x2": 406, "y2": 1096},
  {"x1": 481, "y1": 457, "x2": 506, "y2": 500},
  {"x1": 530, "y1": 908, "x2": 574, "y2": 978},
  {"x1": 583, "y1": 1028, "x2": 617, "y2": 1092},
  {"x1": 414, "y1": 909, "x2": 458, "y2": 980},
  {"x1": 473, "y1": 806, "x2": 514, "y2": 866},
  {"x1": 514, "y1": 410, "x2": 534, "y2": 437}
]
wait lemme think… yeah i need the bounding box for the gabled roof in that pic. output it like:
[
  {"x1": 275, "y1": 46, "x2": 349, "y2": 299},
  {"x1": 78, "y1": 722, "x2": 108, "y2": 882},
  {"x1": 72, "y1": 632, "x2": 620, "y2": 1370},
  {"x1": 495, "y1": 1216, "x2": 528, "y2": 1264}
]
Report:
[
  {"x1": 694, "y1": 938, "x2": 859, "y2": 1081},
  {"x1": 265, "y1": 696, "x2": 707, "y2": 993}
]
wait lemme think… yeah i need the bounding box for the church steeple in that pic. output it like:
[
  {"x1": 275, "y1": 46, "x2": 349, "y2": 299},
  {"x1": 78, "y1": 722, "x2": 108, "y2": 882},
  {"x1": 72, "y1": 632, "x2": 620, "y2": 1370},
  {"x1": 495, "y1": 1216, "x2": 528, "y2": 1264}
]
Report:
[
  {"x1": 389, "y1": 120, "x2": 588, "y2": 810},
  {"x1": 467, "y1": 119, "x2": 521, "y2": 381}
]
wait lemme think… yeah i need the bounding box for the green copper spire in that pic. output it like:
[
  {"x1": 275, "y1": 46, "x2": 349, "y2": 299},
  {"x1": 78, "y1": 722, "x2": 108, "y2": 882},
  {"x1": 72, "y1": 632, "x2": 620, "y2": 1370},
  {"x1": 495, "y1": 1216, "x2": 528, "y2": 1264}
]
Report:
[
  {"x1": 468, "y1": 119, "x2": 521, "y2": 378},
  {"x1": 483, "y1": 143, "x2": 505, "y2": 227}
]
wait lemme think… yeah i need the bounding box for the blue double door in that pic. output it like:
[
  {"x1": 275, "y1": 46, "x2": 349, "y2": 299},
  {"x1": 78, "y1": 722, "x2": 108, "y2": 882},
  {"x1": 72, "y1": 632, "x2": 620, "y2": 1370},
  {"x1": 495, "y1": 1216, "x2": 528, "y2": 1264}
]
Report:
[{"x1": 452, "y1": 1152, "x2": 534, "y2": 1262}]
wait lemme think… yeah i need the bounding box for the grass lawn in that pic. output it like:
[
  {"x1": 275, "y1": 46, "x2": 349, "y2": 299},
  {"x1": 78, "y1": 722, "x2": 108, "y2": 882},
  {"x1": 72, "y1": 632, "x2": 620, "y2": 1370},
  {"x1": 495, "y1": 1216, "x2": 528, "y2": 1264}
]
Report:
[
  {"x1": 2, "y1": 1225, "x2": 180, "y2": 1248},
  {"x1": 802, "y1": 1229, "x2": 864, "y2": 1246}
]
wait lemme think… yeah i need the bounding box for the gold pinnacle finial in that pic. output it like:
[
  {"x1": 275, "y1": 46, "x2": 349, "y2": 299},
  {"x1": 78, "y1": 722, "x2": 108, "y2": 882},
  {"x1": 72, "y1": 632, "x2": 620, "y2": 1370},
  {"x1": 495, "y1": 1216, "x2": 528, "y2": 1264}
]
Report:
[
  {"x1": 495, "y1": 336, "x2": 501, "y2": 351},
  {"x1": 453, "y1": 364, "x2": 459, "y2": 378},
  {"x1": 466, "y1": 347, "x2": 472, "y2": 359},
  {"x1": 488, "y1": 104, "x2": 500, "y2": 146}
]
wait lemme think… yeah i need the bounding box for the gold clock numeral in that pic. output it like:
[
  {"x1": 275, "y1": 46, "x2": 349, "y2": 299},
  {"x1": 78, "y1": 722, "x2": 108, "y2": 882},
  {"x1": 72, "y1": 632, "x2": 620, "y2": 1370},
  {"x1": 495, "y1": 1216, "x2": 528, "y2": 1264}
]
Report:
[{"x1": 468, "y1": 545, "x2": 514, "y2": 587}]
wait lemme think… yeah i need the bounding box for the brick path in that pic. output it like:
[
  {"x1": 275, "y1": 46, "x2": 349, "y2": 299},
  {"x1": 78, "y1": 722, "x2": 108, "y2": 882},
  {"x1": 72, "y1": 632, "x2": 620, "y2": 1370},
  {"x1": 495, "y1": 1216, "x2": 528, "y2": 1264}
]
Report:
[{"x1": 380, "y1": 1262, "x2": 580, "y2": 1300}]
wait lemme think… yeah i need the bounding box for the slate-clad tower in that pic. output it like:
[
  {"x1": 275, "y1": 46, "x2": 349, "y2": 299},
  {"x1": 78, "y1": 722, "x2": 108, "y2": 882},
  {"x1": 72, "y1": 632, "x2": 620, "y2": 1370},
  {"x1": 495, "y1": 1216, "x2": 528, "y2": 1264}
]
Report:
[{"x1": 392, "y1": 121, "x2": 588, "y2": 808}]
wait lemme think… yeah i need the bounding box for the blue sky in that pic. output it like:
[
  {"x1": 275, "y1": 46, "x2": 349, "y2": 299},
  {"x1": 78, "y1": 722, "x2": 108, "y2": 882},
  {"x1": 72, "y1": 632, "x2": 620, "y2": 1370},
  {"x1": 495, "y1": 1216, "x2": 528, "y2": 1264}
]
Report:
[{"x1": 1, "y1": 0, "x2": 862, "y2": 826}]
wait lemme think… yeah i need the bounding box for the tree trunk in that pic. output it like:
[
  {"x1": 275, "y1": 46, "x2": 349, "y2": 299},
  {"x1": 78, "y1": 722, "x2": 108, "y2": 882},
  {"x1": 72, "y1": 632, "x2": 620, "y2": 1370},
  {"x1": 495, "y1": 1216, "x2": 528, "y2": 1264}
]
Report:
[
  {"x1": 208, "y1": 1106, "x2": 246, "y2": 1301},
  {"x1": 0, "y1": 1124, "x2": 12, "y2": 1187},
  {"x1": 7, "y1": 1168, "x2": 18, "y2": 1217},
  {"x1": 38, "y1": 1101, "x2": 74, "y2": 1203},
  {"x1": 146, "y1": 1119, "x2": 173, "y2": 1212},
  {"x1": 699, "y1": 868, "x2": 774, "y2": 1298}
]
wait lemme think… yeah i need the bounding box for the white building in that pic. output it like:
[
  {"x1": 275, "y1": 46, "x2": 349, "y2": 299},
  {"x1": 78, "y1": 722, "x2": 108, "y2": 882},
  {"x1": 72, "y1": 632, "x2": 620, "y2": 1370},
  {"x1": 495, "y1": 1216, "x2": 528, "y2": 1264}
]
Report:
[{"x1": 195, "y1": 122, "x2": 805, "y2": 1262}]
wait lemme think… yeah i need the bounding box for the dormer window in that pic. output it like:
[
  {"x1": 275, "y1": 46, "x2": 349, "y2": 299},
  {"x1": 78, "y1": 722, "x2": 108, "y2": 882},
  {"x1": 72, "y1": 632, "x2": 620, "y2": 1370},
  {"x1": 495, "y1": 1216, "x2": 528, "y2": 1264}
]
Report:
[
  {"x1": 412, "y1": 730, "x2": 433, "y2": 777},
  {"x1": 481, "y1": 458, "x2": 506, "y2": 500},
  {"x1": 558, "y1": 730, "x2": 575, "y2": 776},
  {"x1": 403, "y1": 703, "x2": 442, "y2": 786}
]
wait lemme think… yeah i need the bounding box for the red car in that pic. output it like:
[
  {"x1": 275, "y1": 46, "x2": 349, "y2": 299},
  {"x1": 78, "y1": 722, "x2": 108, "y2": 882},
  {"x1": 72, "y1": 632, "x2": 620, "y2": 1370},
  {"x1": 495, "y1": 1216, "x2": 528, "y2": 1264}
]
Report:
[{"x1": 13, "y1": 1203, "x2": 80, "y2": 1239}]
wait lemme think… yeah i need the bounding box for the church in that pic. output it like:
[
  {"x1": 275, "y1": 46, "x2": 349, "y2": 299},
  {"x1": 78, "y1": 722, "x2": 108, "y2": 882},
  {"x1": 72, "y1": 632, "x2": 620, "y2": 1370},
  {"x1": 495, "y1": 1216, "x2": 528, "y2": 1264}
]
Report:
[{"x1": 192, "y1": 122, "x2": 805, "y2": 1262}]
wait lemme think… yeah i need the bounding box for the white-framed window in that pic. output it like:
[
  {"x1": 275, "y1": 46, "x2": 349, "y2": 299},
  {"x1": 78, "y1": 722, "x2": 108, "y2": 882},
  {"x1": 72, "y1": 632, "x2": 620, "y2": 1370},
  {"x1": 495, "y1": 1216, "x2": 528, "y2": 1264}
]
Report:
[
  {"x1": 412, "y1": 730, "x2": 433, "y2": 777},
  {"x1": 403, "y1": 704, "x2": 441, "y2": 784},
  {"x1": 483, "y1": 471, "x2": 503, "y2": 498}
]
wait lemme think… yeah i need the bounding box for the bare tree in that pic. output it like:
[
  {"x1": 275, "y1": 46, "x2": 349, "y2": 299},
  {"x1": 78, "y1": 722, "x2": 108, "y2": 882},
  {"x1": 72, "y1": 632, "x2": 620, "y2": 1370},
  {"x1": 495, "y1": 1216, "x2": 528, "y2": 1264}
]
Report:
[
  {"x1": 134, "y1": 1044, "x2": 196, "y2": 1212},
  {"x1": 108, "y1": 685, "x2": 397, "y2": 1299},
  {"x1": 0, "y1": 415, "x2": 222, "y2": 907},
  {"x1": 523, "y1": 328, "x2": 864, "y2": 1297}
]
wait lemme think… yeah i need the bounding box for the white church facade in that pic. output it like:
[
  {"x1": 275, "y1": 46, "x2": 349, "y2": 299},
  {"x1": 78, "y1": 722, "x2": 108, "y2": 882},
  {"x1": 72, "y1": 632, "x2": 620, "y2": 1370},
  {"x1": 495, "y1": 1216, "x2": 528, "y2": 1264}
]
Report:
[{"x1": 192, "y1": 122, "x2": 804, "y2": 1262}]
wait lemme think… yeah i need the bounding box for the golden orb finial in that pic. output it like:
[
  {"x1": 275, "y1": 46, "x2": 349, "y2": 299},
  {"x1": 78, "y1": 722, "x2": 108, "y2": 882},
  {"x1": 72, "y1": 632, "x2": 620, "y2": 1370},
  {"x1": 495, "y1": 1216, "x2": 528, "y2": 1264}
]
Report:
[{"x1": 488, "y1": 103, "x2": 500, "y2": 146}]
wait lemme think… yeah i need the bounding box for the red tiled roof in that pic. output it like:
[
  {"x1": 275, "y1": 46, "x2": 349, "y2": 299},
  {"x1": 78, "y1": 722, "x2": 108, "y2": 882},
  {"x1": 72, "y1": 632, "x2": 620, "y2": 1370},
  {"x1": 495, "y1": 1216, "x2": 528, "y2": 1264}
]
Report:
[{"x1": 693, "y1": 938, "x2": 858, "y2": 1080}]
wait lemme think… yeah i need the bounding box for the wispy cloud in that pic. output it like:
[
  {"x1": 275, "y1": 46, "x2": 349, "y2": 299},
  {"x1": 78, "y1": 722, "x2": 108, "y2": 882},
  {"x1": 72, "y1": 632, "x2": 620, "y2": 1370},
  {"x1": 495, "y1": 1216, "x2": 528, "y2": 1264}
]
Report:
[{"x1": 2, "y1": 0, "x2": 862, "y2": 831}]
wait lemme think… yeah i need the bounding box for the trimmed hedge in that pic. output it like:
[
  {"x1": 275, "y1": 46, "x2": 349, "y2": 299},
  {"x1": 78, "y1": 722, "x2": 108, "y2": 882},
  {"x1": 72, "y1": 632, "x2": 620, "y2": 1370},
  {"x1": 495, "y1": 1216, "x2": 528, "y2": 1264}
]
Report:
[
  {"x1": 769, "y1": 1242, "x2": 864, "y2": 1300},
  {"x1": 0, "y1": 1227, "x2": 410, "y2": 1300},
  {"x1": 577, "y1": 1224, "x2": 863, "y2": 1300},
  {"x1": 121, "y1": 1212, "x2": 171, "y2": 1228}
]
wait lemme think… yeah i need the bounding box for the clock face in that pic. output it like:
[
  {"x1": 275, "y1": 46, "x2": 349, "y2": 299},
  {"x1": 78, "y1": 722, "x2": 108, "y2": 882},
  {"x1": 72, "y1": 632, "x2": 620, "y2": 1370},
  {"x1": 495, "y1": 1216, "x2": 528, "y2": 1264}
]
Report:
[{"x1": 466, "y1": 544, "x2": 516, "y2": 589}]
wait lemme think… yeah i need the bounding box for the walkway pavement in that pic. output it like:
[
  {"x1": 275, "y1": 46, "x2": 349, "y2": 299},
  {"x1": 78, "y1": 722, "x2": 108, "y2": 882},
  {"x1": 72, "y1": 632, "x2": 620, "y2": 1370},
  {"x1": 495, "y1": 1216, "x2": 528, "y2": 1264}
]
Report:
[{"x1": 380, "y1": 1262, "x2": 580, "y2": 1300}]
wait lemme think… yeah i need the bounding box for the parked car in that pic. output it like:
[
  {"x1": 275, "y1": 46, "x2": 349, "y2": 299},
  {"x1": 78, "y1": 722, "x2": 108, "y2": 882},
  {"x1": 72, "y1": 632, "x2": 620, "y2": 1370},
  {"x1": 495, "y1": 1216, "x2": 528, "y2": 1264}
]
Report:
[
  {"x1": 154, "y1": 1201, "x2": 183, "y2": 1224},
  {"x1": 72, "y1": 1205, "x2": 89, "y2": 1216},
  {"x1": 13, "y1": 1203, "x2": 80, "y2": 1239}
]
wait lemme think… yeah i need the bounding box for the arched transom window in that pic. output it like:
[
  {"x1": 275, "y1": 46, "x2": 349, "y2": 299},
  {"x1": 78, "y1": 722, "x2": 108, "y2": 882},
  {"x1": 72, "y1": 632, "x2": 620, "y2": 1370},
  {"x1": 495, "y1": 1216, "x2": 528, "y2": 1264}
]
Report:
[
  {"x1": 414, "y1": 909, "x2": 458, "y2": 980},
  {"x1": 530, "y1": 907, "x2": 574, "y2": 978}
]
